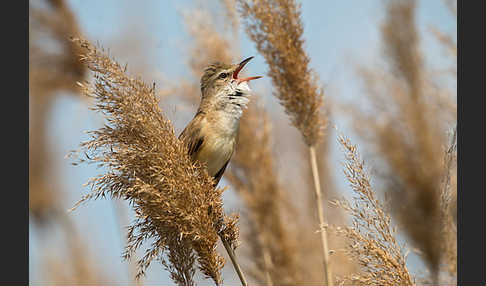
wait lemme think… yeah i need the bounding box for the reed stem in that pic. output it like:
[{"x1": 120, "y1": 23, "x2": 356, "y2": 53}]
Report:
[
  {"x1": 309, "y1": 146, "x2": 333, "y2": 286},
  {"x1": 220, "y1": 235, "x2": 248, "y2": 286}
]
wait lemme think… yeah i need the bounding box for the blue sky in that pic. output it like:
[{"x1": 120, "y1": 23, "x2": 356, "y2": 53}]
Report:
[{"x1": 29, "y1": 1, "x2": 456, "y2": 285}]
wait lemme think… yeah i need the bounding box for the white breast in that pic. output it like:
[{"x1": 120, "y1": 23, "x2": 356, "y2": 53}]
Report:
[{"x1": 196, "y1": 81, "x2": 252, "y2": 176}]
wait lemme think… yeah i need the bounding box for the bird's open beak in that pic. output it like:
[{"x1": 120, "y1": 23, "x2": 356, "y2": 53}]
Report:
[{"x1": 233, "y1": 56, "x2": 263, "y2": 84}]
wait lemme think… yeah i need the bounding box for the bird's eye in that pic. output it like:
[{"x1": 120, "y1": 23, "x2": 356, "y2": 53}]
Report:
[{"x1": 218, "y1": 73, "x2": 228, "y2": 79}]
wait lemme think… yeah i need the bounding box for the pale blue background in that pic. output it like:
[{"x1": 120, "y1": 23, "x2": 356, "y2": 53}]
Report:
[{"x1": 29, "y1": 1, "x2": 456, "y2": 285}]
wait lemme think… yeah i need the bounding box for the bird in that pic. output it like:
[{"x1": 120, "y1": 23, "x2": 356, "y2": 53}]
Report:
[{"x1": 179, "y1": 56, "x2": 262, "y2": 186}]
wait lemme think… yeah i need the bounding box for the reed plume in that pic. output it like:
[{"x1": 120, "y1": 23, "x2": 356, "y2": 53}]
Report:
[
  {"x1": 238, "y1": 0, "x2": 325, "y2": 147},
  {"x1": 438, "y1": 127, "x2": 457, "y2": 283},
  {"x1": 29, "y1": 0, "x2": 87, "y2": 224},
  {"x1": 331, "y1": 133, "x2": 415, "y2": 286},
  {"x1": 238, "y1": 1, "x2": 332, "y2": 284},
  {"x1": 177, "y1": 7, "x2": 236, "y2": 105},
  {"x1": 69, "y1": 38, "x2": 239, "y2": 286},
  {"x1": 186, "y1": 10, "x2": 235, "y2": 74},
  {"x1": 221, "y1": 0, "x2": 240, "y2": 34},
  {"x1": 226, "y1": 102, "x2": 304, "y2": 286},
  {"x1": 343, "y1": 1, "x2": 456, "y2": 281},
  {"x1": 29, "y1": 0, "x2": 86, "y2": 94}
]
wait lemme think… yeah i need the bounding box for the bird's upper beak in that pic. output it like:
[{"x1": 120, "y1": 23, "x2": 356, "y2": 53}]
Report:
[{"x1": 232, "y1": 56, "x2": 263, "y2": 84}]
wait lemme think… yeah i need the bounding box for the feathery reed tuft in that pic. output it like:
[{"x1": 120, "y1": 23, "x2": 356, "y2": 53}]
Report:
[
  {"x1": 331, "y1": 133, "x2": 415, "y2": 286},
  {"x1": 238, "y1": 2, "x2": 332, "y2": 284},
  {"x1": 69, "y1": 38, "x2": 239, "y2": 286},
  {"x1": 29, "y1": 0, "x2": 87, "y2": 224},
  {"x1": 220, "y1": 0, "x2": 240, "y2": 34},
  {"x1": 172, "y1": 7, "x2": 237, "y2": 105},
  {"x1": 382, "y1": 0, "x2": 421, "y2": 97},
  {"x1": 346, "y1": 0, "x2": 450, "y2": 278},
  {"x1": 29, "y1": 0, "x2": 86, "y2": 94},
  {"x1": 438, "y1": 127, "x2": 457, "y2": 282},
  {"x1": 184, "y1": 9, "x2": 235, "y2": 80},
  {"x1": 238, "y1": 0, "x2": 325, "y2": 146},
  {"x1": 226, "y1": 102, "x2": 304, "y2": 286}
]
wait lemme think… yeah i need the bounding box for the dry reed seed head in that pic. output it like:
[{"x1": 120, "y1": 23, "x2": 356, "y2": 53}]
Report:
[
  {"x1": 382, "y1": 0, "x2": 422, "y2": 96},
  {"x1": 70, "y1": 38, "x2": 240, "y2": 286},
  {"x1": 330, "y1": 133, "x2": 415, "y2": 286},
  {"x1": 438, "y1": 127, "x2": 457, "y2": 277},
  {"x1": 184, "y1": 9, "x2": 235, "y2": 79},
  {"x1": 342, "y1": 0, "x2": 453, "y2": 278},
  {"x1": 159, "y1": 236, "x2": 198, "y2": 286},
  {"x1": 238, "y1": 0, "x2": 326, "y2": 146},
  {"x1": 219, "y1": 213, "x2": 241, "y2": 247},
  {"x1": 29, "y1": 0, "x2": 87, "y2": 224},
  {"x1": 176, "y1": 7, "x2": 239, "y2": 106},
  {"x1": 224, "y1": 102, "x2": 305, "y2": 286},
  {"x1": 220, "y1": 0, "x2": 240, "y2": 33},
  {"x1": 30, "y1": 0, "x2": 86, "y2": 94},
  {"x1": 380, "y1": 0, "x2": 445, "y2": 275},
  {"x1": 29, "y1": 94, "x2": 61, "y2": 224}
]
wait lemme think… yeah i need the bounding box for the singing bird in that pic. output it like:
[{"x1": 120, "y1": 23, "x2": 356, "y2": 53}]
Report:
[{"x1": 179, "y1": 57, "x2": 262, "y2": 185}]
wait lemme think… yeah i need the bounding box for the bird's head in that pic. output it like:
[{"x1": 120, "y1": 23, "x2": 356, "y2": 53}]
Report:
[{"x1": 200, "y1": 56, "x2": 262, "y2": 102}]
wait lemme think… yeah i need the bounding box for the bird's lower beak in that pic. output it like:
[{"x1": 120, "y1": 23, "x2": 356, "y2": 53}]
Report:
[{"x1": 233, "y1": 56, "x2": 263, "y2": 84}]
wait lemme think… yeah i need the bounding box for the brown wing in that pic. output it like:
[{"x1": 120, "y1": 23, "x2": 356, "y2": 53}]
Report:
[
  {"x1": 213, "y1": 160, "x2": 229, "y2": 186},
  {"x1": 179, "y1": 113, "x2": 230, "y2": 185},
  {"x1": 179, "y1": 115, "x2": 204, "y2": 160}
]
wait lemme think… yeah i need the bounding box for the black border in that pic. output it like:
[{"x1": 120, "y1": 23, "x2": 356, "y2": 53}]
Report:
[
  {"x1": 7, "y1": 0, "x2": 28, "y2": 284},
  {"x1": 458, "y1": 0, "x2": 483, "y2": 285}
]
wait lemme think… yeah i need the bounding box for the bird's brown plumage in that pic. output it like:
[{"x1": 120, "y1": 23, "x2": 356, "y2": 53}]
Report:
[
  {"x1": 179, "y1": 110, "x2": 237, "y2": 186},
  {"x1": 179, "y1": 57, "x2": 259, "y2": 186}
]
